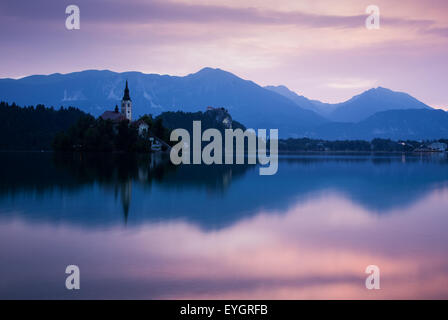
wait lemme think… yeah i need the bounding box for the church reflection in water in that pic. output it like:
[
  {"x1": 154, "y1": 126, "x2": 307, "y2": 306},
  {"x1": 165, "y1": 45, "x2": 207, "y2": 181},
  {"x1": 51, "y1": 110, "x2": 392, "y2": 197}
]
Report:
[
  {"x1": 0, "y1": 152, "x2": 448, "y2": 229},
  {"x1": 1, "y1": 152, "x2": 448, "y2": 299}
]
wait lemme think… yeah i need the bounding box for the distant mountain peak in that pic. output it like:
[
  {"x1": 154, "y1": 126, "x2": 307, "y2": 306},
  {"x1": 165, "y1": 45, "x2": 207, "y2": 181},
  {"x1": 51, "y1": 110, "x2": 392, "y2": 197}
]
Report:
[
  {"x1": 264, "y1": 85, "x2": 338, "y2": 117},
  {"x1": 186, "y1": 67, "x2": 240, "y2": 82},
  {"x1": 265, "y1": 83, "x2": 432, "y2": 123},
  {"x1": 192, "y1": 67, "x2": 228, "y2": 76},
  {"x1": 363, "y1": 86, "x2": 398, "y2": 95},
  {"x1": 329, "y1": 86, "x2": 431, "y2": 122},
  {"x1": 264, "y1": 85, "x2": 299, "y2": 96},
  {"x1": 197, "y1": 67, "x2": 222, "y2": 73},
  {"x1": 266, "y1": 84, "x2": 289, "y2": 90}
]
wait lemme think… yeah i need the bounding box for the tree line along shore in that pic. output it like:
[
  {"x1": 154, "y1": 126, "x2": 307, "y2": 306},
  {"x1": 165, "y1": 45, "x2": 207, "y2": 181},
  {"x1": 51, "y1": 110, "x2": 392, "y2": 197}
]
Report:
[{"x1": 1, "y1": 102, "x2": 447, "y2": 153}]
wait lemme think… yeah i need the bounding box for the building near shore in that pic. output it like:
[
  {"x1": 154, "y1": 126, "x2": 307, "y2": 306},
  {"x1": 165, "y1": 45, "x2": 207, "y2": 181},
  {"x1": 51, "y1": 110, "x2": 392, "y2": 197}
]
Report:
[{"x1": 428, "y1": 142, "x2": 447, "y2": 152}]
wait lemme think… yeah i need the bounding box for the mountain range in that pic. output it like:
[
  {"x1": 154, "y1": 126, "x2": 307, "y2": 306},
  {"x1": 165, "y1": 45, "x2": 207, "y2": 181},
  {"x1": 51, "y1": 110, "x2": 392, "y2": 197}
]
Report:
[
  {"x1": 265, "y1": 85, "x2": 431, "y2": 122},
  {"x1": 0, "y1": 68, "x2": 447, "y2": 140}
]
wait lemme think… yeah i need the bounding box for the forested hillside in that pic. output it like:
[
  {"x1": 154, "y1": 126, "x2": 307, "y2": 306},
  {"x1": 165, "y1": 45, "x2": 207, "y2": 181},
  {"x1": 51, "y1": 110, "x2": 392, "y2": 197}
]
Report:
[{"x1": 0, "y1": 102, "x2": 86, "y2": 150}]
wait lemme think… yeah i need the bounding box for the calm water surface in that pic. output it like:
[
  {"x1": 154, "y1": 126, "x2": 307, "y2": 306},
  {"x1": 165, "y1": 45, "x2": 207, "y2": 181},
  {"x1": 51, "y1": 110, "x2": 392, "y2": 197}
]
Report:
[{"x1": 1, "y1": 152, "x2": 448, "y2": 299}]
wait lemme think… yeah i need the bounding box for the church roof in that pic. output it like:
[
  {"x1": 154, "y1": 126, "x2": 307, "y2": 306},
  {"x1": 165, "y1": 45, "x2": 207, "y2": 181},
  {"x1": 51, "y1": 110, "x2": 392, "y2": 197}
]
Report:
[
  {"x1": 122, "y1": 80, "x2": 131, "y2": 101},
  {"x1": 100, "y1": 111, "x2": 126, "y2": 122}
]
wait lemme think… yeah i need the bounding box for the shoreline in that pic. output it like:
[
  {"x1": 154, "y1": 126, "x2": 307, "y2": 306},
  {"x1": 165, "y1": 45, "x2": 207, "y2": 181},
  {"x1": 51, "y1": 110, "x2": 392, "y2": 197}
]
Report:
[{"x1": 1, "y1": 150, "x2": 446, "y2": 156}]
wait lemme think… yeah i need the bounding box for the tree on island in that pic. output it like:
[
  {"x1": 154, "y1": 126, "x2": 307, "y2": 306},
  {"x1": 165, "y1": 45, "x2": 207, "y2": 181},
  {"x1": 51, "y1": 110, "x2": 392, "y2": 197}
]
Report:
[{"x1": 53, "y1": 115, "x2": 151, "y2": 152}]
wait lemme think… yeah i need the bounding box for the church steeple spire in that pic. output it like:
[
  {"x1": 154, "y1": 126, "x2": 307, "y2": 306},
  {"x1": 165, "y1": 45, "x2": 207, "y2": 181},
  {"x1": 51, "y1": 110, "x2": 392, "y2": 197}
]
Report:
[
  {"x1": 122, "y1": 80, "x2": 131, "y2": 101},
  {"x1": 121, "y1": 80, "x2": 132, "y2": 121}
]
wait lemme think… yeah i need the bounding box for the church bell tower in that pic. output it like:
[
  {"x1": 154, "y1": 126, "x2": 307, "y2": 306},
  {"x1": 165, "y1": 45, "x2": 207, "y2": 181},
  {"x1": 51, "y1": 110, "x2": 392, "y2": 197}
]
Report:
[{"x1": 121, "y1": 80, "x2": 132, "y2": 121}]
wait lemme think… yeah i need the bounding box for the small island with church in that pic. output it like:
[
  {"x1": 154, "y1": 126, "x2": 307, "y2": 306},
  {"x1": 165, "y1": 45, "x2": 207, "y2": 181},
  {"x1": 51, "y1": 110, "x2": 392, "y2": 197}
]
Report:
[
  {"x1": 53, "y1": 81, "x2": 172, "y2": 152},
  {"x1": 98, "y1": 80, "x2": 168, "y2": 152},
  {"x1": 52, "y1": 81, "x2": 242, "y2": 153}
]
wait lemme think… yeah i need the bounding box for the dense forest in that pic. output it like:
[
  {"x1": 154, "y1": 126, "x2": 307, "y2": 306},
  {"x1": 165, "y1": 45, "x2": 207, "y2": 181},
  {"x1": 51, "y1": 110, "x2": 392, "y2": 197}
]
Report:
[
  {"x1": 53, "y1": 115, "x2": 166, "y2": 152},
  {"x1": 0, "y1": 101, "x2": 86, "y2": 150},
  {"x1": 53, "y1": 110, "x2": 245, "y2": 152}
]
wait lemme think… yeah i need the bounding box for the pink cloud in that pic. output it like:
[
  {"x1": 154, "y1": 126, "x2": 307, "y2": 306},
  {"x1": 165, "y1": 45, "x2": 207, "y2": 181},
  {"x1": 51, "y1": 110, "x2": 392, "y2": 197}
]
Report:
[{"x1": 0, "y1": 0, "x2": 447, "y2": 106}]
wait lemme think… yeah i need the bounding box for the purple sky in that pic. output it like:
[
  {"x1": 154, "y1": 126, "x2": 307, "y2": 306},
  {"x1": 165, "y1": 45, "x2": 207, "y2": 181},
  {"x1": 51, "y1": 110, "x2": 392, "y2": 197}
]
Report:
[{"x1": 1, "y1": 0, "x2": 447, "y2": 108}]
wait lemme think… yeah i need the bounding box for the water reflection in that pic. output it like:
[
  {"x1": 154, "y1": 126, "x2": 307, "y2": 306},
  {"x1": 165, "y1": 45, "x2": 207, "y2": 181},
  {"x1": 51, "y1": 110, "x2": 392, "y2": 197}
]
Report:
[
  {"x1": 0, "y1": 152, "x2": 254, "y2": 228},
  {"x1": 1, "y1": 189, "x2": 447, "y2": 299},
  {"x1": 0, "y1": 153, "x2": 447, "y2": 229},
  {"x1": 1, "y1": 152, "x2": 448, "y2": 299}
]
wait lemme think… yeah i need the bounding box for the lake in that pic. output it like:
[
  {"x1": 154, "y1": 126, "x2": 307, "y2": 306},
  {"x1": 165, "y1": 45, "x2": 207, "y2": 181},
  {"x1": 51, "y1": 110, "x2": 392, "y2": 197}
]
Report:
[{"x1": 1, "y1": 152, "x2": 448, "y2": 299}]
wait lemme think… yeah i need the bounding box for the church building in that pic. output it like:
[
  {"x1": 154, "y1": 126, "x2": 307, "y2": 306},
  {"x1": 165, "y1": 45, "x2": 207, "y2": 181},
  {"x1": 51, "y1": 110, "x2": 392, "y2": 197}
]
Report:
[
  {"x1": 100, "y1": 80, "x2": 133, "y2": 122},
  {"x1": 98, "y1": 81, "x2": 167, "y2": 151}
]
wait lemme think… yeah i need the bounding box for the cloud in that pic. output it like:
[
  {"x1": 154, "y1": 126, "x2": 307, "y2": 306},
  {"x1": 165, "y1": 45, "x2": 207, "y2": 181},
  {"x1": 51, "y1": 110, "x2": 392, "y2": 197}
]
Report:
[
  {"x1": 424, "y1": 27, "x2": 448, "y2": 37},
  {"x1": 0, "y1": 0, "x2": 437, "y2": 30},
  {"x1": 0, "y1": 0, "x2": 447, "y2": 107},
  {"x1": 327, "y1": 78, "x2": 377, "y2": 90}
]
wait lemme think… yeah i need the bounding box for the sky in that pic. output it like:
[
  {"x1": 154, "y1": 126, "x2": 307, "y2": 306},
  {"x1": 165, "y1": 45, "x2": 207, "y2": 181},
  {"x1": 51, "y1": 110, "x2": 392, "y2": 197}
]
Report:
[{"x1": 0, "y1": 0, "x2": 447, "y2": 108}]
